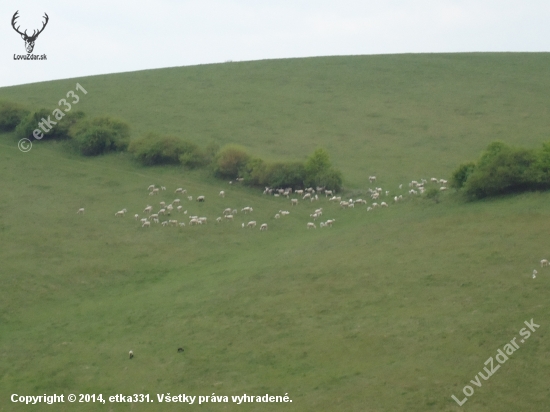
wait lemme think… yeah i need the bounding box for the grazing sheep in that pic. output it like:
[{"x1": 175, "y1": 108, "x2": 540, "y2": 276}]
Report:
[
  {"x1": 149, "y1": 191, "x2": 155, "y2": 196},
  {"x1": 367, "y1": 207, "x2": 372, "y2": 211},
  {"x1": 134, "y1": 214, "x2": 139, "y2": 220},
  {"x1": 144, "y1": 205, "x2": 153, "y2": 214},
  {"x1": 439, "y1": 179, "x2": 448, "y2": 184},
  {"x1": 175, "y1": 188, "x2": 183, "y2": 193},
  {"x1": 160, "y1": 201, "x2": 166, "y2": 207},
  {"x1": 431, "y1": 178, "x2": 438, "y2": 183},
  {"x1": 541, "y1": 259, "x2": 549, "y2": 268},
  {"x1": 187, "y1": 196, "x2": 193, "y2": 201},
  {"x1": 440, "y1": 187, "x2": 447, "y2": 191},
  {"x1": 77, "y1": 208, "x2": 85, "y2": 214},
  {"x1": 223, "y1": 208, "x2": 232, "y2": 215},
  {"x1": 303, "y1": 193, "x2": 311, "y2": 200},
  {"x1": 172, "y1": 199, "x2": 181, "y2": 205},
  {"x1": 280, "y1": 210, "x2": 290, "y2": 215},
  {"x1": 162, "y1": 221, "x2": 169, "y2": 226},
  {"x1": 197, "y1": 196, "x2": 205, "y2": 202},
  {"x1": 158, "y1": 208, "x2": 166, "y2": 215},
  {"x1": 275, "y1": 214, "x2": 280, "y2": 219},
  {"x1": 381, "y1": 202, "x2": 388, "y2": 207},
  {"x1": 242, "y1": 223, "x2": 245, "y2": 228},
  {"x1": 295, "y1": 190, "x2": 304, "y2": 196},
  {"x1": 339, "y1": 201, "x2": 349, "y2": 208},
  {"x1": 177, "y1": 205, "x2": 183, "y2": 212},
  {"x1": 325, "y1": 219, "x2": 335, "y2": 227},
  {"x1": 169, "y1": 220, "x2": 178, "y2": 226},
  {"x1": 140, "y1": 218, "x2": 148, "y2": 223},
  {"x1": 179, "y1": 222, "x2": 185, "y2": 227},
  {"x1": 260, "y1": 223, "x2": 268, "y2": 231},
  {"x1": 115, "y1": 210, "x2": 125, "y2": 217},
  {"x1": 232, "y1": 209, "x2": 238, "y2": 215},
  {"x1": 219, "y1": 191, "x2": 225, "y2": 198},
  {"x1": 307, "y1": 222, "x2": 316, "y2": 229},
  {"x1": 348, "y1": 202, "x2": 355, "y2": 208},
  {"x1": 241, "y1": 207, "x2": 253, "y2": 214},
  {"x1": 153, "y1": 218, "x2": 159, "y2": 224},
  {"x1": 148, "y1": 185, "x2": 155, "y2": 191},
  {"x1": 142, "y1": 221, "x2": 150, "y2": 227},
  {"x1": 189, "y1": 218, "x2": 200, "y2": 225},
  {"x1": 310, "y1": 213, "x2": 319, "y2": 220},
  {"x1": 399, "y1": 184, "x2": 403, "y2": 189},
  {"x1": 152, "y1": 188, "x2": 160, "y2": 195},
  {"x1": 198, "y1": 217, "x2": 207, "y2": 224},
  {"x1": 320, "y1": 222, "x2": 326, "y2": 227},
  {"x1": 129, "y1": 350, "x2": 134, "y2": 359},
  {"x1": 247, "y1": 221, "x2": 257, "y2": 228},
  {"x1": 369, "y1": 176, "x2": 376, "y2": 183},
  {"x1": 161, "y1": 186, "x2": 166, "y2": 191}
]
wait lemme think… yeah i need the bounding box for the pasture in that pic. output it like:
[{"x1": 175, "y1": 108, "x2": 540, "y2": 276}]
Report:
[{"x1": 1, "y1": 53, "x2": 550, "y2": 411}]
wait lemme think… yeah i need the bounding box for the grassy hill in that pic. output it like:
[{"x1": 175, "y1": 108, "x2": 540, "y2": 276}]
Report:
[{"x1": 1, "y1": 54, "x2": 550, "y2": 411}]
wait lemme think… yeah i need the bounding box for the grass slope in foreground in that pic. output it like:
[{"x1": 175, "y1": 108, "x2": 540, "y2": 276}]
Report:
[{"x1": 0, "y1": 138, "x2": 549, "y2": 411}]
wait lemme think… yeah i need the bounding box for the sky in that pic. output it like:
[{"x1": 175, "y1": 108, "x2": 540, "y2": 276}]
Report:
[{"x1": 1, "y1": 0, "x2": 549, "y2": 88}]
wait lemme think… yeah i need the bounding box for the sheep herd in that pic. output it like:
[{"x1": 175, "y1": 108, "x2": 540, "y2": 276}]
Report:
[{"x1": 76, "y1": 175, "x2": 454, "y2": 233}]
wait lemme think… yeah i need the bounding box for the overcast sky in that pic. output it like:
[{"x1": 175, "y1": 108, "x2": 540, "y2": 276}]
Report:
[{"x1": 1, "y1": 0, "x2": 549, "y2": 88}]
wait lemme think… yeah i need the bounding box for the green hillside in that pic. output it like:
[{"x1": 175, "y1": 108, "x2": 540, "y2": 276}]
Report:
[
  {"x1": 1, "y1": 54, "x2": 550, "y2": 412},
  {"x1": 2, "y1": 53, "x2": 550, "y2": 187}
]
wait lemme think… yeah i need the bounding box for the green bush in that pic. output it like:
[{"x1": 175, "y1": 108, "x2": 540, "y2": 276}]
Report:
[
  {"x1": 0, "y1": 101, "x2": 29, "y2": 132},
  {"x1": 450, "y1": 162, "x2": 476, "y2": 189},
  {"x1": 129, "y1": 133, "x2": 204, "y2": 167},
  {"x1": 452, "y1": 141, "x2": 547, "y2": 199},
  {"x1": 264, "y1": 162, "x2": 307, "y2": 189},
  {"x1": 71, "y1": 116, "x2": 130, "y2": 156},
  {"x1": 213, "y1": 145, "x2": 251, "y2": 178},
  {"x1": 16, "y1": 109, "x2": 85, "y2": 141}
]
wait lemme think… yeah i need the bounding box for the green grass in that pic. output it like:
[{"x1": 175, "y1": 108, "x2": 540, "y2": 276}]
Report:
[{"x1": 1, "y1": 54, "x2": 550, "y2": 411}]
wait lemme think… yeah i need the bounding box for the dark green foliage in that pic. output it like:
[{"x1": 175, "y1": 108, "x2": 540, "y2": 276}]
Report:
[
  {"x1": 213, "y1": 145, "x2": 251, "y2": 178},
  {"x1": 0, "y1": 101, "x2": 29, "y2": 132},
  {"x1": 453, "y1": 141, "x2": 550, "y2": 199},
  {"x1": 424, "y1": 187, "x2": 440, "y2": 203},
  {"x1": 242, "y1": 157, "x2": 267, "y2": 186},
  {"x1": 304, "y1": 148, "x2": 343, "y2": 190},
  {"x1": 450, "y1": 162, "x2": 476, "y2": 189},
  {"x1": 16, "y1": 109, "x2": 85, "y2": 141},
  {"x1": 264, "y1": 161, "x2": 307, "y2": 189},
  {"x1": 128, "y1": 133, "x2": 205, "y2": 167},
  {"x1": 71, "y1": 116, "x2": 130, "y2": 156}
]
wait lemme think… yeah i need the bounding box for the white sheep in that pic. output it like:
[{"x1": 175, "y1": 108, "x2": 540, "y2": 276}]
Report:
[
  {"x1": 162, "y1": 221, "x2": 169, "y2": 226},
  {"x1": 142, "y1": 221, "x2": 150, "y2": 228},
  {"x1": 367, "y1": 207, "x2": 372, "y2": 211},
  {"x1": 189, "y1": 218, "x2": 200, "y2": 225},
  {"x1": 274, "y1": 214, "x2": 280, "y2": 219},
  {"x1": 223, "y1": 208, "x2": 232, "y2": 215},
  {"x1": 381, "y1": 202, "x2": 388, "y2": 207},
  {"x1": 140, "y1": 218, "x2": 148, "y2": 223},
  {"x1": 198, "y1": 217, "x2": 207, "y2": 224},
  {"x1": 152, "y1": 188, "x2": 160, "y2": 195},
  {"x1": 172, "y1": 199, "x2": 181, "y2": 205},
  {"x1": 77, "y1": 208, "x2": 85, "y2": 214},
  {"x1": 177, "y1": 206, "x2": 183, "y2": 212},
  {"x1": 188, "y1": 196, "x2": 193, "y2": 201},
  {"x1": 348, "y1": 202, "x2": 355, "y2": 208},
  {"x1": 279, "y1": 210, "x2": 290, "y2": 215},
  {"x1": 224, "y1": 214, "x2": 234, "y2": 220},
  {"x1": 175, "y1": 188, "x2": 183, "y2": 193},
  {"x1": 325, "y1": 190, "x2": 333, "y2": 197},
  {"x1": 369, "y1": 176, "x2": 376, "y2": 183},
  {"x1": 197, "y1": 196, "x2": 205, "y2": 202},
  {"x1": 161, "y1": 186, "x2": 166, "y2": 191},
  {"x1": 134, "y1": 214, "x2": 139, "y2": 220},
  {"x1": 291, "y1": 199, "x2": 298, "y2": 206},
  {"x1": 216, "y1": 217, "x2": 222, "y2": 223},
  {"x1": 160, "y1": 201, "x2": 166, "y2": 207},
  {"x1": 541, "y1": 259, "x2": 549, "y2": 268},
  {"x1": 320, "y1": 222, "x2": 326, "y2": 228},
  {"x1": 219, "y1": 191, "x2": 225, "y2": 198},
  {"x1": 325, "y1": 219, "x2": 335, "y2": 226},
  {"x1": 260, "y1": 223, "x2": 268, "y2": 231},
  {"x1": 440, "y1": 187, "x2": 447, "y2": 191},
  {"x1": 247, "y1": 221, "x2": 257, "y2": 228},
  {"x1": 158, "y1": 208, "x2": 166, "y2": 215},
  {"x1": 241, "y1": 207, "x2": 253, "y2": 214},
  {"x1": 295, "y1": 190, "x2": 304, "y2": 196},
  {"x1": 307, "y1": 222, "x2": 316, "y2": 229},
  {"x1": 143, "y1": 205, "x2": 153, "y2": 214},
  {"x1": 179, "y1": 222, "x2": 186, "y2": 227},
  {"x1": 148, "y1": 185, "x2": 155, "y2": 191},
  {"x1": 303, "y1": 193, "x2": 311, "y2": 200},
  {"x1": 129, "y1": 350, "x2": 134, "y2": 359},
  {"x1": 115, "y1": 210, "x2": 125, "y2": 217}
]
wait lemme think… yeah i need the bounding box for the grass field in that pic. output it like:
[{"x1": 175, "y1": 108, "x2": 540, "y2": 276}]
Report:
[{"x1": 1, "y1": 54, "x2": 550, "y2": 411}]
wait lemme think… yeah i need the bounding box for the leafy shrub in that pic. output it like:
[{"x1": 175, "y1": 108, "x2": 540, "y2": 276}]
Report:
[
  {"x1": 264, "y1": 162, "x2": 307, "y2": 189},
  {"x1": 71, "y1": 116, "x2": 130, "y2": 156},
  {"x1": 213, "y1": 145, "x2": 250, "y2": 178},
  {"x1": 0, "y1": 101, "x2": 29, "y2": 132},
  {"x1": 452, "y1": 141, "x2": 547, "y2": 199},
  {"x1": 129, "y1": 133, "x2": 204, "y2": 167},
  {"x1": 16, "y1": 109, "x2": 85, "y2": 141},
  {"x1": 450, "y1": 162, "x2": 476, "y2": 189},
  {"x1": 424, "y1": 187, "x2": 440, "y2": 203}
]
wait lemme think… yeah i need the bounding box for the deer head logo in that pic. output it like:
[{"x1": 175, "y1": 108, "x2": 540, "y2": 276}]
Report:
[{"x1": 11, "y1": 11, "x2": 49, "y2": 54}]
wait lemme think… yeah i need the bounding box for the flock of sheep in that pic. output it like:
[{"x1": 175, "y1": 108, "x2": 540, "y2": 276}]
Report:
[{"x1": 75, "y1": 174, "x2": 452, "y2": 234}]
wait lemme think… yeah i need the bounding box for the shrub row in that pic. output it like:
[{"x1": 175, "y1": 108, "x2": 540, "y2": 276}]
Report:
[
  {"x1": 1, "y1": 100, "x2": 345, "y2": 189},
  {"x1": 451, "y1": 141, "x2": 550, "y2": 199},
  {"x1": 214, "y1": 146, "x2": 343, "y2": 190}
]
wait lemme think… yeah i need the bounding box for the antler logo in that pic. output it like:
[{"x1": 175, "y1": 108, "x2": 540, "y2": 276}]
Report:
[{"x1": 11, "y1": 11, "x2": 49, "y2": 54}]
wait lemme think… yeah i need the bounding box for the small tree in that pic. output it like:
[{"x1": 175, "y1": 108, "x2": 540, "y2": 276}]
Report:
[
  {"x1": 213, "y1": 145, "x2": 250, "y2": 178},
  {"x1": 71, "y1": 116, "x2": 130, "y2": 156},
  {"x1": 0, "y1": 101, "x2": 29, "y2": 132}
]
